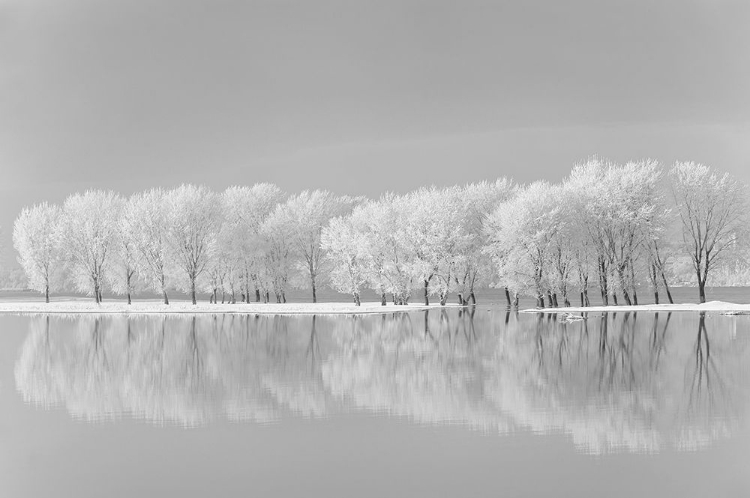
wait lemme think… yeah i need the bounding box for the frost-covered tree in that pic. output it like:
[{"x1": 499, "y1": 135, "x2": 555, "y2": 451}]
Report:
[
  {"x1": 454, "y1": 179, "x2": 515, "y2": 305},
  {"x1": 260, "y1": 207, "x2": 295, "y2": 303},
  {"x1": 321, "y1": 215, "x2": 369, "y2": 305},
  {"x1": 275, "y1": 190, "x2": 359, "y2": 303},
  {"x1": 670, "y1": 162, "x2": 747, "y2": 303},
  {"x1": 485, "y1": 182, "x2": 560, "y2": 307},
  {"x1": 107, "y1": 195, "x2": 142, "y2": 304},
  {"x1": 166, "y1": 184, "x2": 221, "y2": 305},
  {"x1": 131, "y1": 188, "x2": 172, "y2": 304},
  {"x1": 219, "y1": 184, "x2": 285, "y2": 303},
  {"x1": 13, "y1": 203, "x2": 62, "y2": 302},
  {"x1": 59, "y1": 191, "x2": 121, "y2": 303}
]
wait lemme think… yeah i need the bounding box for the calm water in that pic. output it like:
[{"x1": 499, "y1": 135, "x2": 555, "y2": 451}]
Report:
[{"x1": 1, "y1": 309, "x2": 749, "y2": 497}]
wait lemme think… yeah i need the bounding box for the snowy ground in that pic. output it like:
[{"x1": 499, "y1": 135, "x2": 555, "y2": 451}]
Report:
[
  {"x1": 0, "y1": 300, "x2": 463, "y2": 315},
  {"x1": 520, "y1": 301, "x2": 750, "y2": 314}
]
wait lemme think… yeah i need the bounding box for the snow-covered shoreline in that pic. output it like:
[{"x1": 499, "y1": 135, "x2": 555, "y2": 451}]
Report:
[
  {"x1": 0, "y1": 300, "x2": 462, "y2": 315},
  {"x1": 520, "y1": 301, "x2": 750, "y2": 314}
]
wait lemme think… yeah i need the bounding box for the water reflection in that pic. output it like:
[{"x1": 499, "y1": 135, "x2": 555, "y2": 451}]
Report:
[{"x1": 13, "y1": 310, "x2": 750, "y2": 454}]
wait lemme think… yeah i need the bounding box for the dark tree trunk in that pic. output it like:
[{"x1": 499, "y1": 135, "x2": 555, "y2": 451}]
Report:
[
  {"x1": 94, "y1": 282, "x2": 100, "y2": 304},
  {"x1": 457, "y1": 293, "x2": 464, "y2": 305},
  {"x1": 580, "y1": 291, "x2": 585, "y2": 307},
  {"x1": 537, "y1": 294, "x2": 545, "y2": 308},
  {"x1": 354, "y1": 293, "x2": 361, "y2": 306},
  {"x1": 381, "y1": 292, "x2": 387, "y2": 306},
  {"x1": 505, "y1": 287, "x2": 512, "y2": 307},
  {"x1": 654, "y1": 290, "x2": 660, "y2": 305},
  {"x1": 127, "y1": 292, "x2": 132, "y2": 305},
  {"x1": 424, "y1": 279, "x2": 430, "y2": 306},
  {"x1": 552, "y1": 293, "x2": 559, "y2": 308},
  {"x1": 660, "y1": 270, "x2": 674, "y2": 304},
  {"x1": 45, "y1": 284, "x2": 49, "y2": 304},
  {"x1": 282, "y1": 291, "x2": 287, "y2": 304},
  {"x1": 163, "y1": 290, "x2": 169, "y2": 305},
  {"x1": 191, "y1": 279, "x2": 197, "y2": 305},
  {"x1": 255, "y1": 288, "x2": 261, "y2": 302},
  {"x1": 698, "y1": 278, "x2": 706, "y2": 304},
  {"x1": 312, "y1": 279, "x2": 317, "y2": 304},
  {"x1": 470, "y1": 292, "x2": 476, "y2": 305}
]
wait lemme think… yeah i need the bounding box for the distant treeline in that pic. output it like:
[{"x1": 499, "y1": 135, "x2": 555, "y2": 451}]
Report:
[{"x1": 11, "y1": 158, "x2": 749, "y2": 306}]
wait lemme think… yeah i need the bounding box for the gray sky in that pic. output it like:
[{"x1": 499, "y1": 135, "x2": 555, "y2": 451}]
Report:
[{"x1": 1, "y1": 0, "x2": 749, "y2": 263}]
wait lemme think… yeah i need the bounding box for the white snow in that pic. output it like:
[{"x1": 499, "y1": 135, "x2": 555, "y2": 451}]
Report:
[
  {"x1": 521, "y1": 301, "x2": 750, "y2": 313},
  {"x1": 0, "y1": 300, "x2": 462, "y2": 315}
]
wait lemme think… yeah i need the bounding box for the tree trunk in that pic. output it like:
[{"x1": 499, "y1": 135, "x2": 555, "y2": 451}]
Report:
[
  {"x1": 94, "y1": 281, "x2": 100, "y2": 304},
  {"x1": 552, "y1": 293, "x2": 559, "y2": 307},
  {"x1": 312, "y1": 278, "x2": 317, "y2": 304},
  {"x1": 654, "y1": 290, "x2": 660, "y2": 305},
  {"x1": 457, "y1": 293, "x2": 464, "y2": 305},
  {"x1": 380, "y1": 292, "x2": 386, "y2": 306},
  {"x1": 470, "y1": 292, "x2": 476, "y2": 305},
  {"x1": 191, "y1": 279, "x2": 197, "y2": 305},
  {"x1": 504, "y1": 287, "x2": 511, "y2": 307},
  {"x1": 698, "y1": 276, "x2": 706, "y2": 303},
  {"x1": 423, "y1": 279, "x2": 430, "y2": 306},
  {"x1": 537, "y1": 294, "x2": 545, "y2": 308},
  {"x1": 580, "y1": 291, "x2": 584, "y2": 307},
  {"x1": 440, "y1": 292, "x2": 448, "y2": 306},
  {"x1": 282, "y1": 291, "x2": 287, "y2": 304},
  {"x1": 354, "y1": 292, "x2": 361, "y2": 306},
  {"x1": 255, "y1": 288, "x2": 261, "y2": 302},
  {"x1": 45, "y1": 284, "x2": 50, "y2": 304},
  {"x1": 127, "y1": 292, "x2": 132, "y2": 305},
  {"x1": 163, "y1": 290, "x2": 169, "y2": 305},
  {"x1": 612, "y1": 292, "x2": 618, "y2": 306},
  {"x1": 660, "y1": 271, "x2": 674, "y2": 304}
]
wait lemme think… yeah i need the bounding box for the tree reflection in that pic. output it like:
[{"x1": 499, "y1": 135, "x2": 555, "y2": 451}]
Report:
[{"x1": 13, "y1": 310, "x2": 750, "y2": 454}]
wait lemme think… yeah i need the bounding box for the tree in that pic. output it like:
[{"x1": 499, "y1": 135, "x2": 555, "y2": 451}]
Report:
[
  {"x1": 276, "y1": 190, "x2": 359, "y2": 303},
  {"x1": 107, "y1": 195, "x2": 142, "y2": 304},
  {"x1": 321, "y1": 215, "x2": 369, "y2": 305},
  {"x1": 59, "y1": 191, "x2": 120, "y2": 303},
  {"x1": 131, "y1": 188, "x2": 172, "y2": 304},
  {"x1": 13, "y1": 203, "x2": 62, "y2": 302},
  {"x1": 454, "y1": 179, "x2": 515, "y2": 305},
  {"x1": 670, "y1": 162, "x2": 747, "y2": 303},
  {"x1": 166, "y1": 184, "x2": 221, "y2": 305},
  {"x1": 485, "y1": 182, "x2": 559, "y2": 307},
  {"x1": 220, "y1": 184, "x2": 285, "y2": 303}
]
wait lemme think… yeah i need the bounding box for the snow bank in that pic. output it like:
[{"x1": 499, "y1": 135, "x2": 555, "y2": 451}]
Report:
[
  {"x1": 0, "y1": 300, "x2": 460, "y2": 316},
  {"x1": 521, "y1": 301, "x2": 750, "y2": 313}
]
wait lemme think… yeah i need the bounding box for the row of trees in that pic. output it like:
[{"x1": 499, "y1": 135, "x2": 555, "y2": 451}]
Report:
[
  {"x1": 13, "y1": 184, "x2": 358, "y2": 305},
  {"x1": 12, "y1": 159, "x2": 748, "y2": 306}
]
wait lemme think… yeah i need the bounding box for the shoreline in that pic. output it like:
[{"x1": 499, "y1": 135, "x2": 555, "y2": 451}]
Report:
[
  {"x1": 0, "y1": 301, "x2": 465, "y2": 316},
  {"x1": 519, "y1": 301, "x2": 750, "y2": 314}
]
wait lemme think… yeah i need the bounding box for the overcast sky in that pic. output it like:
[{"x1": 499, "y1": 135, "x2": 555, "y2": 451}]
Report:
[{"x1": 1, "y1": 0, "x2": 749, "y2": 263}]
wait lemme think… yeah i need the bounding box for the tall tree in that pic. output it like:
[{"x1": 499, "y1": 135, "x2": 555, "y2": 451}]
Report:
[
  {"x1": 166, "y1": 184, "x2": 221, "y2": 305},
  {"x1": 13, "y1": 203, "x2": 62, "y2": 303},
  {"x1": 670, "y1": 162, "x2": 746, "y2": 303},
  {"x1": 275, "y1": 190, "x2": 359, "y2": 303},
  {"x1": 59, "y1": 191, "x2": 120, "y2": 303},
  {"x1": 107, "y1": 195, "x2": 143, "y2": 304},
  {"x1": 131, "y1": 188, "x2": 172, "y2": 304}
]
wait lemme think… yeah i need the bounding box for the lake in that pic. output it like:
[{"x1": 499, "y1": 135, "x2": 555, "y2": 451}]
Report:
[{"x1": 1, "y1": 309, "x2": 749, "y2": 497}]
